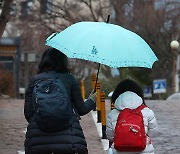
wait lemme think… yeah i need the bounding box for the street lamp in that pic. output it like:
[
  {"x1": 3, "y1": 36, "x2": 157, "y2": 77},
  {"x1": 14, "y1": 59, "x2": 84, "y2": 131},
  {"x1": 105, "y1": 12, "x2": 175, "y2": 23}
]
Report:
[{"x1": 170, "y1": 40, "x2": 179, "y2": 94}]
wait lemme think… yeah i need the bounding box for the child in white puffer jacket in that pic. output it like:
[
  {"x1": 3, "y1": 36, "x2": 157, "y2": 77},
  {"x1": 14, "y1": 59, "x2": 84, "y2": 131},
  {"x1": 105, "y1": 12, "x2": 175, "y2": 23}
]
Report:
[{"x1": 106, "y1": 79, "x2": 158, "y2": 154}]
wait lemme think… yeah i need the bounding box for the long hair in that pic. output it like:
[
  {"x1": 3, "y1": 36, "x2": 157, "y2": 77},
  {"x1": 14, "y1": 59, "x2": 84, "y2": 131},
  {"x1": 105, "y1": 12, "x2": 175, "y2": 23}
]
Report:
[
  {"x1": 111, "y1": 79, "x2": 145, "y2": 105},
  {"x1": 38, "y1": 48, "x2": 71, "y2": 73}
]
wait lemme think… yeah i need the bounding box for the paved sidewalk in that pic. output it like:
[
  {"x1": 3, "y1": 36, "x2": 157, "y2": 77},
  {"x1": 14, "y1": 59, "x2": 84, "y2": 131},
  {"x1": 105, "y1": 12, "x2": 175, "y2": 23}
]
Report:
[
  {"x1": 0, "y1": 98, "x2": 104, "y2": 154},
  {"x1": 80, "y1": 113, "x2": 104, "y2": 154},
  {"x1": 0, "y1": 99, "x2": 26, "y2": 154},
  {"x1": 0, "y1": 98, "x2": 180, "y2": 154},
  {"x1": 146, "y1": 100, "x2": 180, "y2": 154}
]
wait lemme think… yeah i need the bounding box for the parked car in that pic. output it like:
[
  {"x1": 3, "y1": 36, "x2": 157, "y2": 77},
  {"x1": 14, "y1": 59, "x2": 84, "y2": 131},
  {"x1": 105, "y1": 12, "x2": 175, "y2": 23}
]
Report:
[{"x1": 166, "y1": 92, "x2": 180, "y2": 101}]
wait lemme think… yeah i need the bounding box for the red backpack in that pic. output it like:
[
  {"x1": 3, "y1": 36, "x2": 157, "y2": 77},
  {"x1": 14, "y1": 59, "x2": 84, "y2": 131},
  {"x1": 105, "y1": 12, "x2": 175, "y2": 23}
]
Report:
[{"x1": 114, "y1": 104, "x2": 147, "y2": 152}]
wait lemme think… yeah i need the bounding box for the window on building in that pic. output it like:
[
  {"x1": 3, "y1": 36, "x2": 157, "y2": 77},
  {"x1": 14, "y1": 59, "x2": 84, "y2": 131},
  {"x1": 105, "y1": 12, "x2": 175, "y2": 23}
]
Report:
[
  {"x1": 40, "y1": 0, "x2": 53, "y2": 14},
  {"x1": 21, "y1": 0, "x2": 33, "y2": 16},
  {"x1": 10, "y1": 3, "x2": 16, "y2": 16}
]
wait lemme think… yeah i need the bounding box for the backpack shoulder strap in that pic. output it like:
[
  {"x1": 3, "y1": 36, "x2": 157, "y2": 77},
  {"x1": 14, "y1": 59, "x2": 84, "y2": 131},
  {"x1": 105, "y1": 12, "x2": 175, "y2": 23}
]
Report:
[
  {"x1": 34, "y1": 72, "x2": 62, "y2": 81},
  {"x1": 135, "y1": 104, "x2": 147, "y2": 113},
  {"x1": 53, "y1": 72, "x2": 62, "y2": 79}
]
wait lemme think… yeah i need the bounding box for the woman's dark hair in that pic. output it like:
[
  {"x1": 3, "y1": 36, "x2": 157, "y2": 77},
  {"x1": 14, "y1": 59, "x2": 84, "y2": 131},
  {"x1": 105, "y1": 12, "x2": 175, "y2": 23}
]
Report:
[
  {"x1": 111, "y1": 79, "x2": 145, "y2": 105},
  {"x1": 38, "y1": 48, "x2": 70, "y2": 73}
]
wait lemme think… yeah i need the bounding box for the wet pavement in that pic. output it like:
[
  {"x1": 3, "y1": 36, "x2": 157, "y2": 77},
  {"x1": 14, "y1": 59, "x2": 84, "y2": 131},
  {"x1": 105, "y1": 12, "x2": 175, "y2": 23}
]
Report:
[
  {"x1": 146, "y1": 100, "x2": 180, "y2": 154},
  {"x1": 0, "y1": 98, "x2": 104, "y2": 154},
  {"x1": 0, "y1": 98, "x2": 180, "y2": 154},
  {"x1": 0, "y1": 99, "x2": 26, "y2": 154}
]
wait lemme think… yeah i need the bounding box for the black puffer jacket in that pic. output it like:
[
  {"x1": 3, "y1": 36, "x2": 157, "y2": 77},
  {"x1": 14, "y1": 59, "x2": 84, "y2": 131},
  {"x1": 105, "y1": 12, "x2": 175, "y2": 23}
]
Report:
[{"x1": 24, "y1": 71, "x2": 96, "y2": 154}]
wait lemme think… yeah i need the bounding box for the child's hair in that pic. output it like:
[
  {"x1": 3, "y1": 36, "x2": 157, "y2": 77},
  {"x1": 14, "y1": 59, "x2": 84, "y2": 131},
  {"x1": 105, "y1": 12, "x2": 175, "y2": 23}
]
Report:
[{"x1": 111, "y1": 79, "x2": 145, "y2": 105}]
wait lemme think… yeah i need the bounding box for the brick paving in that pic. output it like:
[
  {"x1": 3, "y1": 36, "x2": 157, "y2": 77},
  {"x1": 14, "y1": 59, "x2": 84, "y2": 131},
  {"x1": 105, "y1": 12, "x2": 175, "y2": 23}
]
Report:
[
  {"x1": 0, "y1": 99, "x2": 27, "y2": 154},
  {"x1": 0, "y1": 98, "x2": 104, "y2": 154},
  {"x1": 146, "y1": 100, "x2": 180, "y2": 154},
  {"x1": 80, "y1": 113, "x2": 104, "y2": 154},
  {"x1": 0, "y1": 98, "x2": 180, "y2": 154}
]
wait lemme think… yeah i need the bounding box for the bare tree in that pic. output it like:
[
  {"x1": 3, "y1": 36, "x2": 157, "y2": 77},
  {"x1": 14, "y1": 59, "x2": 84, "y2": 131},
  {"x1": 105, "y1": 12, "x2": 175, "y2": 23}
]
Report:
[
  {"x1": 111, "y1": 0, "x2": 180, "y2": 94},
  {"x1": 132, "y1": 0, "x2": 179, "y2": 94},
  {"x1": 11, "y1": 0, "x2": 112, "y2": 51},
  {"x1": 0, "y1": 0, "x2": 13, "y2": 37},
  {"x1": 7, "y1": 0, "x2": 180, "y2": 93},
  {"x1": 5, "y1": 0, "x2": 112, "y2": 81}
]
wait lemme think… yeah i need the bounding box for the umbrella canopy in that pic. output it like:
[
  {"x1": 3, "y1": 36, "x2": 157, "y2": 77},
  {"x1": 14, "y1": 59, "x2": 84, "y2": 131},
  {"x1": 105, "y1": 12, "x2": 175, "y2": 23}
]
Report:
[{"x1": 45, "y1": 21, "x2": 158, "y2": 68}]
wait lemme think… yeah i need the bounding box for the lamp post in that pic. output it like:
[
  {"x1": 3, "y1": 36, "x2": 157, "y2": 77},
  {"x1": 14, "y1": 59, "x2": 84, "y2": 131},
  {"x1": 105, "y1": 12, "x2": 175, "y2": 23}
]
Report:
[{"x1": 170, "y1": 40, "x2": 179, "y2": 94}]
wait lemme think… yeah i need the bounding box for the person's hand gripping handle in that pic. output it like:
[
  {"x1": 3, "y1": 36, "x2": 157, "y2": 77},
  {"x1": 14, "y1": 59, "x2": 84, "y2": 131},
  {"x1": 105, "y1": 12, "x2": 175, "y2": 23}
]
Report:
[{"x1": 88, "y1": 91, "x2": 97, "y2": 102}]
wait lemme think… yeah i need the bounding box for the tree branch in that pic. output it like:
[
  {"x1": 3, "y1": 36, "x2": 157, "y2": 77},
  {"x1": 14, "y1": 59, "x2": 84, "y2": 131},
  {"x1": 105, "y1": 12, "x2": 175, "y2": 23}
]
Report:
[{"x1": 0, "y1": 0, "x2": 13, "y2": 37}]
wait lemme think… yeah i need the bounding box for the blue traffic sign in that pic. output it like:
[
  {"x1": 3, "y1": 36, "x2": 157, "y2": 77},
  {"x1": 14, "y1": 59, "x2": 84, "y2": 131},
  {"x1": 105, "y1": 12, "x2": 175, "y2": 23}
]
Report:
[
  {"x1": 153, "y1": 79, "x2": 166, "y2": 93},
  {"x1": 143, "y1": 86, "x2": 152, "y2": 98}
]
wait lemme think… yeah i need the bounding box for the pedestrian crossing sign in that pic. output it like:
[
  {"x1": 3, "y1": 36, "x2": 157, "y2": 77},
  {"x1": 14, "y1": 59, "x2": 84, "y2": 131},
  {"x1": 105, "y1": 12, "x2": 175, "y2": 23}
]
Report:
[{"x1": 153, "y1": 79, "x2": 166, "y2": 94}]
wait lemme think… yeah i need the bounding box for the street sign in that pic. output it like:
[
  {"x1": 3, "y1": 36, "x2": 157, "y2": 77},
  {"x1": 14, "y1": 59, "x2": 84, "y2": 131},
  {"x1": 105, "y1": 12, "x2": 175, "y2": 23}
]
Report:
[
  {"x1": 153, "y1": 79, "x2": 166, "y2": 94},
  {"x1": 143, "y1": 86, "x2": 152, "y2": 98}
]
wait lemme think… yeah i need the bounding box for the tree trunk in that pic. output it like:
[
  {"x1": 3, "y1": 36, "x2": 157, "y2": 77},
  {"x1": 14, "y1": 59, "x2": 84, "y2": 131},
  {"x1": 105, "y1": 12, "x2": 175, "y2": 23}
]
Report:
[{"x1": 0, "y1": 0, "x2": 13, "y2": 37}]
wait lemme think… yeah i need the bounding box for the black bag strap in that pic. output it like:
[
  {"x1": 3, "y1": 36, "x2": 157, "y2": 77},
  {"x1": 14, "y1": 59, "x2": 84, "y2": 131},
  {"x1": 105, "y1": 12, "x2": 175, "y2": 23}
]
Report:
[
  {"x1": 34, "y1": 72, "x2": 62, "y2": 85},
  {"x1": 52, "y1": 73, "x2": 80, "y2": 119},
  {"x1": 54, "y1": 73, "x2": 62, "y2": 80}
]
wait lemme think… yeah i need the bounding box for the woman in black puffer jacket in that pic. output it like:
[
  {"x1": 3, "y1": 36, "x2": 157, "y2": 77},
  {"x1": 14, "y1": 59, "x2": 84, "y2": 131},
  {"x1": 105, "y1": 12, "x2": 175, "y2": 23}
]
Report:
[{"x1": 24, "y1": 48, "x2": 97, "y2": 154}]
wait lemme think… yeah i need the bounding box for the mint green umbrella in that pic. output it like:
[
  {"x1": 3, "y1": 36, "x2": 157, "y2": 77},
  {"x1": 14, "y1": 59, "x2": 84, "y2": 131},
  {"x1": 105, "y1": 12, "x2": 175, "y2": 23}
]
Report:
[
  {"x1": 46, "y1": 19, "x2": 158, "y2": 91},
  {"x1": 46, "y1": 21, "x2": 158, "y2": 69}
]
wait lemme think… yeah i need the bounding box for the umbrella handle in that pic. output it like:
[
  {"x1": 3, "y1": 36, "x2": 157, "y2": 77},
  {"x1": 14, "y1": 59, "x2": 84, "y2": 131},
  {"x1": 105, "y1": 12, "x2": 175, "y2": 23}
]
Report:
[
  {"x1": 107, "y1": 14, "x2": 110, "y2": 23},
  {"x1": 93, "y1": 63, "x2": 101, "y2": 93},
  {"x1": 93, "y1": 15, "x2": 110, "y2": 93}
]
